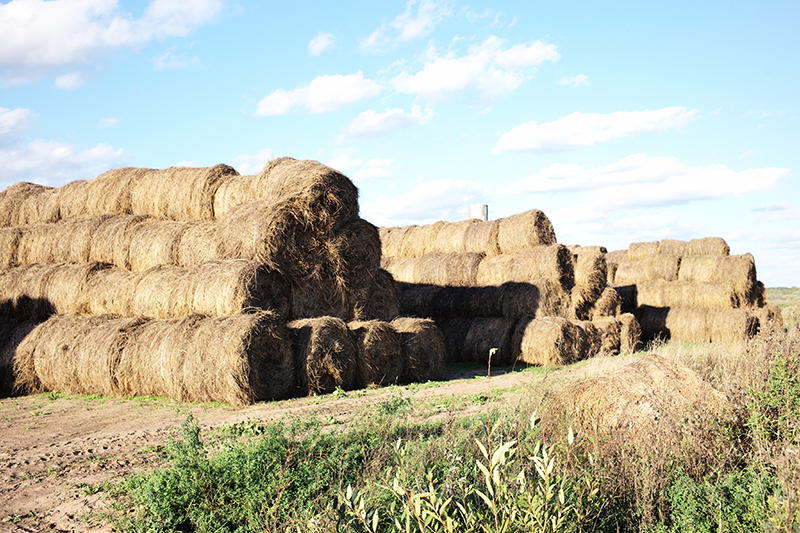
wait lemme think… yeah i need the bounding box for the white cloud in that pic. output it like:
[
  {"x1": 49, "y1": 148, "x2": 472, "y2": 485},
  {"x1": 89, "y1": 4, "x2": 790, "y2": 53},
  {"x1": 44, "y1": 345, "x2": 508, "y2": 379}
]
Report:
[
  {"x1": 0, "y1": 106, "x2": 32, "y2": 141},
  {"x1": 308, "y1": 32, "x2": 334, "y2": 56},
  {"x1": 557, "y1": 74, "x2": 589, "y2": 88},
  {"x1": 740, "y1": 150, "x2": 762, "y2": 158},
  {"x1": 366, "y1": 157, "x2": 394, "y2": 168},
  {"x1": 341, "y1": 105, "x2": 433, "y2": 139},
  {"x1": 230, "y1": 148, "x2": 275, "y2": 175},
  {"x1": 360, "y1": 0, "x2": 451, "y2": 53},
  {"x1": 97, "y1": 117, "x2": 119, "y2": 129},
  {"x1": 494, "y1": 107, "x2": 699, "y2": 153},
  {"x1": 505, "y1": 154, "x2": 791, "y2": 209},
  {"x1": 753, "y1": 202, "x2": 800, "y2": 222},
  {"x1": 152, "y1": 48, "x2": 201, "y2": 70},
  {"x1": 256, "y1": 71, "x2": 382, "y2": 116},
  {"x1": 0, "y1": 0, "x2": 222, "y2": 85},
  {"x1": 361, "y1": 178, "x2": 488, "y2": 226},
  {"x1": 53, "y1": 71, "x2": 84, "y2": 90},
  {"x1": 326, "y1": 154, "x2": 363, "y2": 172},
  {"x1": 352, "y1": 167, "x2": 393, "y2": 183},
  {"x1": 392, "y1": 36, "x2": 560, "y2": 104}
]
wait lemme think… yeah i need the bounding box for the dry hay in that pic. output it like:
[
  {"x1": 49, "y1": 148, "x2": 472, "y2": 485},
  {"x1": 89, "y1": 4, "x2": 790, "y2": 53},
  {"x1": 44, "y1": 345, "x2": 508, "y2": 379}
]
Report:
[
  {"x1": 0, "y1": 263, "x2": 61, "y2": 319},
  {"x1": 335, "y1": 217, "x2": 382, "y2": 295},
  {"x1": 5, "y1": 320, "x2": 44, "y2": 394},
  {"x1": 627, "y1": 241, "x2": 660, "y2": 261},
  {"x1": 571, "y1": 251, "x2": 607, "y2": 319},
  {"x1": 56, "y1": 180, "x2": 92, "y2": 219},
  {"x1": 567, "y1": 245, "x2": 608, "y2": 255},
  {"x1": 83, "y1": 167, "x2": 150, "y2": 216},
  {"x1": 435, "y1": 317, "x2": 519, "y2": 366},
  {"x1": 390, "y1": 317, "x2": 445, "y2": 383},
  {"x1": 433, "y1": 317, "x2": 471, "y2": 364},
  {"x1": 754, "y1": 305, "x2": 783, "y2": 330},
  {"x1": 395, "y1": 222, "x2": 450, "y2": 258},
  {"x1": 496, "y1": 209, "x2": 556, "y2": 254},
  {"x1": 677, "y1": 254, "x2": 757, "y2": 306},
  {"x1": 352, "y1": 269, "x2": 400, "y2": 322},
  {"x1": 0, "y1": 227, "x2": 22, "y2": 269},
  {"x1": 88, "y1": 214, "x2": 151, "y2": 268},
  {"x1": 707, "y1": 308, "x2": 759, "y2": 343},
  {"x1": 213, "y1": 173, "x2": 257, "y2": 220},
  {"x1": 499, "y1": 280, "x2": 570, "y2": 318},
  {"x1": 18, "y1": 187, "x2": 60, "y2": 226},
  {"x1": 543, "y1": 353, "x2": 728, "y2": 447},
  {"x1": 574, "y1": 320, "x2": 601, "y2": 359},
  {"x1": 288, "y1": 317, "x2": 357, "y2": 396},
  {"x1": 511, "y1": 316, "x2": 582, "y2": 366},
  {"x1": 618, "y1": 313, "x2": 642, "y2": 354},
  {"x1": 117, "y1": 312, "x2": 294, "y2": 404},
  {"x1": 127, "y1": 220, "x2": 187, "y2": 271},
  {"x1": 0, "y1": 318, "x2": 27, "y2": 393},
  {"x1": 379, "y1": 226, "x2": 412, "y2": 258},
  {"x1": 17, "y1": 216, "x2": 108, "y2": 266},
  {"x1": 634, "y1": 306, "x2": 758, "y2": 344},
  {"x1": 636, "y1": 279, "x2": 741, "y2": 309},
  {"x1": 605, "y1": 249, "x2": 627, "y2": 284},
  {"x1": 612, "y1": 283, "x2": 638, "y2": 310},
  {"x1": 380, "y1": 219, "x2": 501, "y2": 258},
  {"x1": 0, "y1": 182, "x2": 58, "y2": 227},
  {"x1": 614, "y1": 255, "x2": 682, "y2": 284},
  {"x1": 476, "y1": 244, "x2": 575, "y2": 290},
  {"x1": 592, "y1": 316, "x2": 622, "y2": 355},
  {"x1": 128, "y1": 165, "x2": 237, "y2": 221},
  {"x1": 687, "y1": 237, "x2": 729, "y2": 256},
  {"x1": 176, "y1": 221, "x2": 220, "y2": 268},
  {"x1": 383, "y1": 252, "x2": 485, "y2": 286},
  {"x1": 754, "y1": 281, "x2": 767, "y2": 308},
  {"x1": 658, "y1": 239, "x2": 689, "y2": 256},
  {"x1": 591, "y1": 287, "x2": 622, "y2": 319},
  {"x1": 347, "y1": 320, "x2": 404, "y2": 388}
]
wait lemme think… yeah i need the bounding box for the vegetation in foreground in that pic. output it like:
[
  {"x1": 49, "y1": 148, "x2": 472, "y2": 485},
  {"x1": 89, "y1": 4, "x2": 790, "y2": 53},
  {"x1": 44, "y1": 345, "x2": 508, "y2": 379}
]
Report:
[{"x1": 107, "y1": 322, "x2": 800, "y2": 532}]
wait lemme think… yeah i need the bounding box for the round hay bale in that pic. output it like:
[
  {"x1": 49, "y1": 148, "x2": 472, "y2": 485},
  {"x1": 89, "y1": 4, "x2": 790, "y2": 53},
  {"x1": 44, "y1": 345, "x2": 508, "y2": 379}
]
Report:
[
  {"x1": 592, "y1": 316, "x2": 622, "y2": 355},
  {"x1": 0, "y1": 318, "x2": 22, "y2": 393},
  {"x1": 677, "y1": 254, "x2": 757, "y2": 306},
  {"x1": 496, "y1": 209, "x2": 556, "y2": 254},
  {"x1": 391, "y1": 317, "x2": 445, "y2": 383},
  {"x1": 5, "y1": 320, "x2": 42, "y2": 394},
  {"x1": 337, "y1": 217, "x2": 381, "y2": 283},
  {"x1": 127, "y1": 220, "x2": 186, "y2": 271},
  {"x1": 575, "y1": 320, "x2": 601, "y2": 359},
  {"x1": 499, "y1": 280, "x2": 569, "y2": 319},
  {"x1": 213, "y1": 174, "x2": 257, "y2": 220},
  {"x1": 88, "y1": 214, "x2": 151, "y2": 267},
  {"x1": 627, "y1": 241, "x2": 659, "y2": 261},
  {"x1": 397, "y1": 282, "x2": 442, "y2": 318},
  {"x1": 658, "y1": 239, "x2": 689, "y2": 256},
  {"x1": 0, "y1": 227, "x2": 22, "y2": 269},
  {"x1": 56, "y1": 180, "x2": 92, "y2": 219},
  {"x1": 352, "y1": 269, "x2": 400, "y2": 322},
  {"x1": 464, "y1": 317, "x2": 519, "y2": 366},
  {"x1": 707, "y1": 308, "x2": 758, "y2": 343},
  {"x1": 0, "y1": 182, "x2": 57, "y2": 227},
  {"x1": 463, "y1": 218, "x2": 500, "y2": 256},
  {"x1": 396, "y1": 222, "x2": 449, "y2": 258},
  {"x1": 687, "y1": 237, "x2": 729, "y2": 256},
  {"x1": 288, "y1": 317, "x2": 357, "y2": 396},
  {"x1": 614, "y1": 255, "x2": 682, "y2": 284},
  {"x1": 176, "y1": 221, "x2": 221, "y2": 268},
  {"x1": 571, "y1": 251, "x2": 607, "y2": 319},
  {"x1": 415, "y1": 252, "x2": 485, "y2": 286},
  {"x1": 591, "y1": 287, "x2": 622, "y2": 319},
  {"x1": 618, "y1": 313, "x2": 642, "y2": 354},
  {"x1": 130, "y1": 265, "x2": 194, "y2": 319},
  {"x1": 85, "y1": 167, "x2": 152, "y2": 216},
  {"x1": 16, "y1": 223, "x2": 54, "y2": 265},
  {"x1": 6, "y1": 263, "x2": 59, "y2": 319},
  {"x1": 754, "y1": 305, "x2": 783, "y2": 330},
  {"x1": 84, "y1": 267, "x2": 141, "y2": 316},
  {"x1": 636, "y1": 280, "x2": 739, "y2": 309},
  {"x1": 632, "y1": 305, "x2": 671, "y2": 343},
  {"x1": 379, "y1": 226, "x2": 413, "y2": 258},
  {"x1": 477, "y1": 244, "x2": 575, "y2": 290},
  {"x1": 347, "y1": 320, "x2": 404, "y2": 388},
  {"x1": 511, "y1": 316, "x2": 581, "y2": 366},
  {"x1": 0, "y1": 267, "x2": 20, "y2": 316},
  {"x1": 18, "y1": 187, "x2": 60, "y2": 226},
  {"x1": 433, "y1": 317, "x2": 470, "y2": 363},
  {"x1": 43, "y1": 262, "x2": 108, "y2": 316}
]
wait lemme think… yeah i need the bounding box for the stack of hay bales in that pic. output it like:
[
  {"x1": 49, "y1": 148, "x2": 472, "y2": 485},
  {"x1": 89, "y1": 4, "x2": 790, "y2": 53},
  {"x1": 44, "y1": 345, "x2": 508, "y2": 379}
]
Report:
[
  {"x1": 0, "y1": 158, "x2": 443, "y2": 404},
  {"x1": 380, "y1": 214, "x2": 641, "y2": 367},
  {"x1": 606, "y1": 238, "x2": 781, "y2": 343}
]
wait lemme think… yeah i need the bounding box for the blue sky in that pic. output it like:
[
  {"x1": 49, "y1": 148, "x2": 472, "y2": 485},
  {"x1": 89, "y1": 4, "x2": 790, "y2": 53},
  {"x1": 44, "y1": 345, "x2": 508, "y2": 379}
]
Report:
[{"x1": 1, "y1": 0, "x2": 798, "y2": 286}]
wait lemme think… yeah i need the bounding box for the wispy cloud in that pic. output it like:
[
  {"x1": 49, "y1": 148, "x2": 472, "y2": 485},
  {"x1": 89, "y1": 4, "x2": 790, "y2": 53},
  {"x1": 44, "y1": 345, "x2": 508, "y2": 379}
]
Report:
[
  {"x1": 97, "y1": 117, "x2": 119, "y2": 129},
  {"x1": 152, "y1": 48, "x2": 201, "y2": 70},
  {"x1": 230, "y1": 148, "x2": 275, "y2": 175},
  {"x1": 309, "y1": 32, "x2": 334, "y2": 56},
  {"x1": 341, "y1": 105, "x2": 433, "y2": 139},
  {"x1": 0, "y1": 139, "x2": 123, "y2": 186},
  {"x1": 53, "y1": 71, "x2": 84, "y2": 90},
  {"x1": 557, "y1": 74, "x2": 589, "y2": 88},
  {"x1": 494, "y1": 107, "x2": 698, "y2": 153},
  {"x1": 256, "y1": 71, "x2": 381, "y2": 116},
  {"x1": 361, "y1": 0, "x2": 452, "y2": 53},
  {"x1": 0, "y1": 106, "x2": 32, "y2": 141}
]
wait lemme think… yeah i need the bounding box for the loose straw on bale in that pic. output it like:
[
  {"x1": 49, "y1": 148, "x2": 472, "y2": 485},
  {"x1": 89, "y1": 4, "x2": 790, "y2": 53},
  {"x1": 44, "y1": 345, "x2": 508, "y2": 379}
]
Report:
[
  {"x1": 288, "y1": 317, "x2": 357, "y2": 396},
  {"x1": 0, "y1": 182, "x2": 58, "y2": 227},
  {"x1": 592, "y1": 316, "x2": 622, "y2": 355},
  {"x1": 390, "y1": 317, "x2": 445, "y2": 383},
  {"x1": 435, "y1": 317, "x2": 519, "y2": 366},
  {"x1": 383, "y1": 252, "x2": 485, "y2": 286},
  {"x1": 614, "y1": 255, "x2": 682, "y2": 284},
  {"x1": 476, "y1": 244, "x2": 575, "y2": 290},
  {"x1": 0, "y1": 227, "x2": 22, "y2": 269},
  {"x1": 511, "y1": 316, "x2": 582, "y2": 366},
  {"x1": 591, "y1": 287, "x2": 622, "y2": 319},
  {"x1": 677, "y1": 254, "x2": 757, "y2": 306},
  {"x1": 347, "y1": 320, "x2": 404, "y2": 388}
]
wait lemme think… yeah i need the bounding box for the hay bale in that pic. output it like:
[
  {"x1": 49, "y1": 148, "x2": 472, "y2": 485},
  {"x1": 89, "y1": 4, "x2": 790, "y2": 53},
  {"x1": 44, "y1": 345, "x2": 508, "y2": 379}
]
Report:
[
  {"x1": 42, "y1": 262, "x2": 108, "y2": 316},
  {"x1": 391, "y1": 317, "x2": 445, "y2": 383},
  {"x1": 3, "y1": 320, "x2": 40, "y2": 394},
  {"x1": 575, "y1": 320, "x2": 601, "y2": 359},
  {"x1": 127, "y1": 220, "x2": 186, "y2": 270},
  {"x1": 614, "y1": 255, "x2": 682, "y2": 284},
  {"x1": 352, "y1": 269, "x2": 400, "y2": 322},
  {"x1": 85, "y1": 167, "x2": 150, "y2": 216},
  {"x1": 571, "y1": 251, "x2": 607, "y2": 319},
  {"x1": 56, "y1": 180, "x2": 92, "y2": 219},
  {"x1": 16, "y1": 216, "x2": 108, "y2": 266},
  {"x1": 754, "y1": 281, "x2": 767, "y2": 308},
  {"x1": 612, "y1": 284, "x2": 638, "y2": 310},
  {"x1": 543, "y1": 353, "x2": 728, "y2": 446},
  {"x1": 288, "y1": 317, "x2": 357, "y2": 396},
  {"x1": 618, "y1": 313, "x2": 642, "y2": 354},
  {"x1": 499, "y1": 280, "x2": 570, "y2": 318},
  {"x1": 0, "y1": 182, "x2": 58, "y2": 227},
  {"x1": 464, "y1": 219, "x2": 501, "y2": 256},
  {"x1": 677, "y1": 254, "x2": 757, "y2": 306},
  {"x1": 636, "y1": 280, "x2": 740, "y2": 309},
  {"x1": 176, "y1": 221, "x2": 220, "y2": 268},
  {"x1": 84, "y1": 268, "x2": 141, "y2": 316},
  {"x1": 129, "y1": 165, "x2": 237, "y2": 221},
  {"x1": 634, "y1": 306, "x2": 712, "y2": 344},
  {"x1": 3, "y1": 263, "x2": 58, "y2": 319},
  {"x1": 379, "y1": 226, "x2": 412, "y2": 258},
  {"x1": 476, "y1": 244, "x2": 575, "y2": 290},
  {"x1": 381, "y1": 218, "x2": 501, "y2": 258},
  {"x1": 382, "y1": 252, "x2": 485, "y2": 286},
  {"x1": 627, "y1": 241, "x2": 660, "y2": 261},
  {"x1": 707, "y1": 308, "x2": 758, "y2": 343},
  {"x1": 396, "y1": 222, "x2": 449, "y2": 258},
  {"x1": 435, "y1": 317, "x2": 519, "y2": 366},
  {"x1": 212, "y1": 173, "x2": 257, "y2": 220},
  {"x1": 18, "y1": 187, "x2": 60, "y2": 226},
  {"x1": 592, "y1": 316, "x2": 622, "y2": 354},
  {"x1": 605, "y1": 250, "x2": 627, "y2": 284},
  {"x1": 687, "y1": 237, "x2": 729, "y2": 256},
  {"x1": 0, "y1": 227, "x2": 22, "y2": 269},
  {"x1": 658, "y1": 239, "x2": 689, "y2": 256},
  {"x1": 88, "y1": 214, "x2": 151, "y2": 267},
  {"x1": 511, "y1": 316, "x2": 581, "y2": 366},
  {"x1": 0, "y1": 318, "x2": 22, "y2": 393},
  {"x1": 591, "y1": 287, "x2": 622, "y2": 319},
  {"x1": 496, "y1": 209, "x2": 556, "y2": 254},
  {"x1": 754, "y1": 305, "x2": 783, "y2": 330},
  {"x1": 347, "y1": 320, "x2": 404, "y2": 388}
]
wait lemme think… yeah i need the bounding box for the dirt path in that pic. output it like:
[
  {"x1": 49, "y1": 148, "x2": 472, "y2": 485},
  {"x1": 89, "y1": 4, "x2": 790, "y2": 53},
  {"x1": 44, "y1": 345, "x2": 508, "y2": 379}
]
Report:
[{"x1": 0, "y1": 356, "x2": 631, "y2": 533}]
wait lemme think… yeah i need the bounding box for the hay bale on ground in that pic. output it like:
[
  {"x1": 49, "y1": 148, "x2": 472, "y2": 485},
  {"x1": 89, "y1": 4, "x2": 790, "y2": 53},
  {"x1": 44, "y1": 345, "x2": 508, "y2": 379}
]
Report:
[
  {"x1": 592, "y1": 316, "x2": 622, "y2": 355},
  {"x1": 627, "y1": 241, "x2": 660, "y2": 261},
  {"x1": 3, "y1": 320, "x2": 40, "y2": 394},
  {"x1": 0, "y1": 318, "x2": 22, "y2": 392},
  {"x1": 633, "y1": 306, "x2": 755, "y2": 344},
  {"x1": 88, "y1": 214, "x2": 151, "y2": 268},
  {"x1": 687, "y1": 237, "x2": 729, "y2": 256},
  {"x1": 677, "y1": 254, "x2": 757, "y2": 306},
  {"x1": 497, "y1": 209, "x2": 556, "y2": 254},
  {"x1": 391, "y1": 317, "x2": 445, "y2": 383},
  {"x1": 754, "y1": 305, "x2": 783, "y2": 330},
  {"x1": 396, "y1": 222, "x2": 449, "y2": 258},
  {"x1": 352, "y1": 269, "x2": 401, "y2": 322},
  {"x1": 618, "y1": 313, "x2": 642, "y2": 354},
  {"x1": 176, "y1": 221, "x2": 221, "y2": 268},
  {"x1": 288, "y1": 317, "x2": 357, "y2": 396},
  {"x1": 707, "y1": 308, "x2": 758, "y2": 343},
  {"x1": 0, "y1": 227, "x2": 22, "y2": 269},
  {"x1": 658, "y1": 239, "x2": 689, "y2": 256},
  {"x1": 543, "y1": 353, "x2": 728, "y2": 447},
  {"x1": 435, "y1": 317, "x2": 518, "y2": 366},
  {"x1": 614, "y1": 255, "x2": 682, "y2": 284},
  {"x1": 512, "y1": 316, "x2": 581, "y2": 366},
  {"x1": 379, "y1": 226, "x2": 412, "y2": 258},
  {"x1": 477, "y1": 244, "x2": 575, "y2": 290},
  {"x1": 347, "y1": 320, "x2": 404, "y2": 388},
  {"x1": 591, "y1": 287, "x2": 622, "y2": 319}
]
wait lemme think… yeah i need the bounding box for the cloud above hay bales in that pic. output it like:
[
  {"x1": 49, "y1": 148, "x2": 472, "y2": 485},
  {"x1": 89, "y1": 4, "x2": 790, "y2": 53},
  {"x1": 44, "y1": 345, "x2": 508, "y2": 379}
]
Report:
[
  {"x1": 494, "y1": 107, "x2": 699, "y2": 153},
  {"x1": 341, "y1": 105, "x2": 433, "y2": 139},
  {"x1": 0, "y1": 0, "x2": 223, "y2": 85},
  {"x1": 0, "y1": 106, "x2": 32, "y2": 142},
  {"x1": 230, "y1": 148, "x2": 275, "y2": 175},
  {"x1": 256, "y1": 71, "x2": 382, "y2": 116},
  {"x1": 505, "y1": 154, "x2": 791, "y2": 208},
  {"x1": 392, "y1": 36, "x2": 560, "y2": 104},
  {"x1": 360, "y1": 0, "x2": 452, "y2": 53}
]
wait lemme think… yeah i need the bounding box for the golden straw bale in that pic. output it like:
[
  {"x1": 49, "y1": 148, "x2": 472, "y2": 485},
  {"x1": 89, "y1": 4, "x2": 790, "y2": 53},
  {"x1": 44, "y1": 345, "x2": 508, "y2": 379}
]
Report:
[
  {"x1": 614, "y1": 255, "x2": 682, "y2": 284},
  {"x1": 416, "y1": 252, "x2": 485, "y2": 286},
  {"x1": 396, "y1": 222, "x2": 449, "y2": 258},
  {"x1": 127, "y1": 220, "x2": 186, "y2": 270},
  {"x1": 636, "y1": 280, "x2": 740, "y2": 309},
  {"x1": 754, "y1": 305, "x2": 783, "y2": 330},
  {"x1": 175, "y1": 221, "x2": 221, "y2": 268},
  {"x1": 592, "y1": 316, "x2": 622, "y2": 354},
  {"x1": 0, "y1": 182, "x2": 57, "y2": 226},
  {"x1": 457, "y1": 317, "x2": 519, "y2": 365},
  {"x1": 574, "y1": 320, "x2": 601, "y2": 359},
  {"x1": 658, "y1": 239, "x2": 689, "y2": 256},
  {"x1": 687, "y1": 237, "x2": 729, "y2": 256},
  {"x1": 84, "y1": 268, "x2": 141, "y2": 316},
  {"x1": 130, "y1": 266, "x2": 194, "y2": 319},
  {"x1": 337, "y1": 217, "x2": 381, "y2": 282},
  {"x1": 212, "y1": 173, "x2": 257, "y2": 220},
  {"x1": 347, "y1": 320, "x2": 404, "y2": 388},
  {"x1": 430, "y1": 219, "x2": 475, "y2": 254},
  {"x1": 18, "y1": 187, "x2": 60, "y2": 226},
  {"x1": 677, "y1": 254, "x2": 757, "y2": 306},
  {"x1": 391, "y1": 317, "x2": 445, "y2": 383},
  {"x1": 352, "y1": 269, "x2": 401, "y2": 322},
  {"x1": 85, "y1": 167, "x2": 151, "y2": 216},
  {"x1": 543, "y1": 354, "x2": 728, "y2": 447},
  {"x1": 591, "y1": 287, "x2": 622, "y2": 319},
  {"x1": 56, "y1": 180, "x2": 92, "y2": 219},
  {"x1": 568, "y1": 245, "x2": 607, "y2": 255},
  {"x1": 43, "y1": 262, "x2": 108, "y2": 316},
  {"x1": 88, "y1": 214, "x2": 151, "y2": 267},
  {"x1": 7, "y1": 320, "x2": 44, "y2": 394},
  {"x1": 130, "y1": 165, "x2": 237, "y2": 221},
  {"x1": 496, "y1": 209, "x2": 556, "y2": 254},
  {"x1": 571, "y1": 251, "x2": 607, "y2": 319},
  {"x1": 500, "y1": 280, "x2": 570, "y2": 318},
  {"x1": 5, "y1": 263, "x2": 59, "y2": 318},
  {"x1": 636, "y1": 306, "x2": 711, "y2": 344},
  {"x1": 605, "y1": 250, "x2": 627, "y2": 284},
  {"x1": 618, "y1": 313, "x2": 642, "y2": 354},
  {"x1": 464, "y1": 218, "x2": 501, "y2": 256},
  {"x1": 0, "y1": 318, "x2": 21, "y2": 392},
  {"x1": 379, "y1": 226, "x2": 412, "y2": 258},
  {"x1": 0, "y1": 227, "x2": 22, "y2": 269},
  {"x1": 477, "y1": 244, "x2": 575, "y2": 290},
  {"x1": 17, "y1": 216, "x2": 107, "y2": 266},
  {"x1": 288, "y1": 317, "x2": 357, "y2": 396},
  {"x1": 512, "y1": 316, "x2": 581, "y2": 366},
  {"x1": 627, "y1": 241, "x2": 659, "y2": 261},
  {"x1": 707, "y1": 308, "x2": 758, "y2": 343}
]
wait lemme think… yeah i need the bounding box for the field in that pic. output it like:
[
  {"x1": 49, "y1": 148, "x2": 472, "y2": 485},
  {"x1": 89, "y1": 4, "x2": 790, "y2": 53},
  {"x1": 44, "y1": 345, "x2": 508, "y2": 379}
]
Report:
[{"x1": 0, "y1": 288, "x2": 798, "y2": 532}]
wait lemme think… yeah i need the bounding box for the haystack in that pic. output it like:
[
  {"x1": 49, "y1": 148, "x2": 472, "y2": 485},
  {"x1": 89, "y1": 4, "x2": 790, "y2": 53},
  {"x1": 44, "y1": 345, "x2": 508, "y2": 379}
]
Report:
[
  {"x1": 0, "y1": 318, "x2": 38, "y2": 393},
  {"x1": 634, "y1": 306, "x2": 758, "y2": 344},
  {"x1": 88, "y1": 214, "x2": 151, "y2": 268},
  {"x1": 435, "y1": 317, "x2": 519, "y2": 366},
  {"x1": 543, "y1": 353, "x2": 728, "y2": 447},
  {"x1": 390, "y1": 317, "x2": 445, "y2": 383},
  {"x1": 592, "y1": 316, "x2": 622, "y2": 355},
  {"x1": 288, "y1": 317, "x2": 357, "y2": 396},
  {"x1": 511, "y1": 316, "x2": 582, "y2": 366},
  {"x1": 176, "y1": 221, "x2": 221, "y2": 268},
  {"x1": 83, "y1": 167, "x2": 150, "y2": 216},
  {"x1": 614, "y1": 255, "x2": 682, "y2": 284},
  {"x1": 0, "y1": 182, "x2": 58, "y2": 227},
  {"x1": 591, "y1": 287, "x2": 622, "y2": 319},
  {"x1": 351, "y1": 268, "x2": 401, "y2": 322},
  {"x1": 347, "y1": 320, "x2": 404, "y2": 388},
  {"x1": 382, "y1": 252, "x2": 485, "y2": 286},
  {"x1": 394, "y1": 222, "x2": 450, "y2": 258},
  {"x1": 476, "y1": 244, "x2": 574, "y2": 290},
  {"x1": 574, "y1": 320, "x2": 601, "y2": 359},
  {"x1": 213, "y1": 173, "x2": 257, "y2": 220},
  {"x1": 496, "y1": 209, "x2": 556, "y2": 254},
  {"x1": 636, "y1": 280, "x2": 740, "y2": 309},
  {"x1": 677, "y1": 254, "x2": 757, "y2": 305}
]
